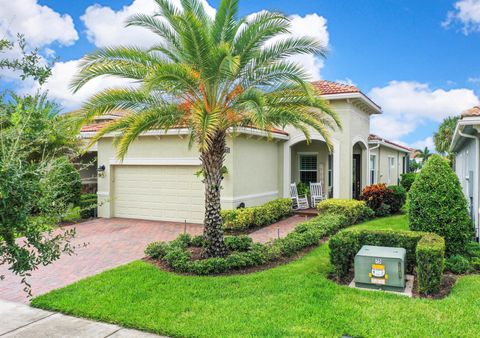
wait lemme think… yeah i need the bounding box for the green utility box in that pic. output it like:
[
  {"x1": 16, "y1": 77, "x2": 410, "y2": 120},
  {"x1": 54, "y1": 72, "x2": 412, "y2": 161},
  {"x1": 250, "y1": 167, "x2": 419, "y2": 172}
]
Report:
[{"x1": 354, "y1": 245, "x2": 406, "y2": 292}]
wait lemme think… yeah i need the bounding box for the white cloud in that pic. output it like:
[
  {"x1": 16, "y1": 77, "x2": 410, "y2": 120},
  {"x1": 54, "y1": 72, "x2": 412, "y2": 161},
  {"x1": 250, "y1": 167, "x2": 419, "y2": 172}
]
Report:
[
  {"x1": 410, "y1": 136, "x2": 435, "y2": 151},
  {"x1": 443, "y1": 0, "x2": 480, "y2": 34},
  {"x1": 81, "y1": 0, "x2": 216, "y2": 48},
  {"x1": 0, "y1": 0, "x2": 78, "y2": 47},
  {"x1": 19, "y1": 60, "x2": 135, "y2": 111},
  {"x1": 369, "y1": 81, "x2": 479, "y2": 140}
]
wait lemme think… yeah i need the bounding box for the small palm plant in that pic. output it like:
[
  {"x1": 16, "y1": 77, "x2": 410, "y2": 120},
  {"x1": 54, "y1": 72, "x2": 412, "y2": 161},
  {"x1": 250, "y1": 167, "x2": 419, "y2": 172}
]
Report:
[{"x1": 73, "y1": 0, "x2": 341, "y2": 257}]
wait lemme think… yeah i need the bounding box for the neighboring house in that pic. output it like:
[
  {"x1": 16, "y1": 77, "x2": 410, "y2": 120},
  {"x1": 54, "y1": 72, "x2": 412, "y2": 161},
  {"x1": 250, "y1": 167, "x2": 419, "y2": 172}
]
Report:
[
  {"x1": 368, "y1": 134, "x2": 412, "y2": 187},
  {"x1": 451, "y1": 105, "x2": 480, "y2": 241},
  {"x1": 79, "y1": 80, "x2": 408, "y2": 223}
]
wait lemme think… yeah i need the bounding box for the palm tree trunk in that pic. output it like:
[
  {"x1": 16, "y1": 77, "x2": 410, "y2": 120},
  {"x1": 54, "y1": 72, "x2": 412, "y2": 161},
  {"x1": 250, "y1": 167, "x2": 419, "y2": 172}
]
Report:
[{"x1": 200, "y1": 131, "x2": 228, "y2": 258}]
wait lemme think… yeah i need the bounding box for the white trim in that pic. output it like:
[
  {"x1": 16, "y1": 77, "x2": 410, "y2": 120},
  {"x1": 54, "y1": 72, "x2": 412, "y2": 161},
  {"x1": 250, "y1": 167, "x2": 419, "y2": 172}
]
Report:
[
  {"x1": 221, "y1": 191, "x2": 278, "y2": 204},
  {"x1": 368, "y1": 140, "x2": 411, "y2": 153},
  {"x1": 321, "y1": 92, "x2": 382, "y2": 114},
  {"x1": 80, "y1": 127, "x2": 289, "y2": 141},
  {"x1": 97, "y1": 191, "x2": 109, "y2": 197},
  {"x1": 283, "y1": 133, "x2": 340, "y2": 198},
  {"x1": 109, "y1": 157, "x2": 202, "y2": 166}
]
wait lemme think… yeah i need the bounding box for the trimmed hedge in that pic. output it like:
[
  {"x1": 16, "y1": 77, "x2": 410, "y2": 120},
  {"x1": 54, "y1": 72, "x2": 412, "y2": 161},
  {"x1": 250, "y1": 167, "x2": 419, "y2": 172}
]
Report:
[
  {"x1": 416, "y1": 234, "x2": 445, "y2": 294},
  {"x1": 329, "y1": 229, "x2": 445, "y2": 294},
  {"x1": 317, "y1": 199, "x2": 373, "y2": 224},
  {"x1": 79, "y1": 194, "x2": 97, "y2": 219},
  {"x1": 145, "y1": 201, "x2": 364, "y2": 275},
  {"x1": 408, "y1": 154, "x2": 473, "y2": 255},
  {"x1": 400, "y1": 173, "x2": 416, "y2": 192},
  {"x1": 387, "y1": 185, "x2": 406, "y2": 214},
  {"x1": 222, "y1": 198, "x2": 292, "y2": 231}
]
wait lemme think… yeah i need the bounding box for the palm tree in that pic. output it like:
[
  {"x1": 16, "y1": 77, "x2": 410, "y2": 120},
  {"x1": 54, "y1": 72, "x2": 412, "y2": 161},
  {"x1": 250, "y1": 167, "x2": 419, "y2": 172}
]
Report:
[
  {"x1": 414, "y1": 147, "x2": 432, "y2": 165},
  {"x1": 433, "y1": 116, "x2": 459, "y2": 155},
  {"x1": 72, "y1": 0, "x2": 341, "y2": 257}
]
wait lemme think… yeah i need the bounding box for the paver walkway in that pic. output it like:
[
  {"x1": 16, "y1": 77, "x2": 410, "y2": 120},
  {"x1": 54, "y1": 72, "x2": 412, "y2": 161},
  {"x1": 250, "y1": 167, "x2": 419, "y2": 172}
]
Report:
[
  {"x1": 0, "y1": 215, "x2": 306, "y2": 303},
  {"x1": 0, "y1": 299, "x2": 164, "y2": 337}
]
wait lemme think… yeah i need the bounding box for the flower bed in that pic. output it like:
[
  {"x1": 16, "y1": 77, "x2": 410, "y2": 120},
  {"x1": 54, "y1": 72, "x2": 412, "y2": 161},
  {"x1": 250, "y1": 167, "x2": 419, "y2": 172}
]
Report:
[{"x1": 145, "y1": 199, "x2": 373, "y2": 275}]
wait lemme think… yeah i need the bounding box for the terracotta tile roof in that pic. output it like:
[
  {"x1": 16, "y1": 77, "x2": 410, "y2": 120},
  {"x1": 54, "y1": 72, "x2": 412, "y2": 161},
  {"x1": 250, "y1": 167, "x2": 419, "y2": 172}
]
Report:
[
  {"x1": 368, "y1": 134, "x2": 413, "y2": 152},
  {"x1": 311, "y1": 80, "x2": 360, "y2": 95},
  {"x1": 461, "y1": 106, "x2": 480, "y2": 118}
]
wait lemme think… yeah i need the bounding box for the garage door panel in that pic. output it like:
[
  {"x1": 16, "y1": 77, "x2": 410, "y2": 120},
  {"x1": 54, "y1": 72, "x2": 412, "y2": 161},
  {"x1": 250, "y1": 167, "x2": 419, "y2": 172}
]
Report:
[{"x1": 113, "y1": 165, "x2": 204, "y2": 223}]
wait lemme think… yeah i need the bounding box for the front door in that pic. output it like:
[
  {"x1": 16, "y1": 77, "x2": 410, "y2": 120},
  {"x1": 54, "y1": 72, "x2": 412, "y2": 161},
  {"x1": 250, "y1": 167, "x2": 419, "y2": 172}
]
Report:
[{"x1": 352, "y1": 154, "x2": 361, "y2": 199}]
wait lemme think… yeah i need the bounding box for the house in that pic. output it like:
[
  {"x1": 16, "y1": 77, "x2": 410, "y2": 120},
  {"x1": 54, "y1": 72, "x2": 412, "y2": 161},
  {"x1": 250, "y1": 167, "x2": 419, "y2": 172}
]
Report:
[
  {"x1": 79, "y1": 80, "x2": 410, "y2": 223},
  {"x1": 451, "y1": 105, "x2": 480, "y2": 240}
]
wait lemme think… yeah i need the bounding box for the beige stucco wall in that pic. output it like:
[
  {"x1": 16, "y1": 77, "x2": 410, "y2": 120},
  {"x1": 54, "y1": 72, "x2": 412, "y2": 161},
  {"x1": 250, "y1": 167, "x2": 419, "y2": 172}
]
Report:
[
  {"x1": 369, "y1": 145, "x2": 407, "y2": 186},
  {"x1": 282, "y1": 99, "x2": 371, "y2": 199}
]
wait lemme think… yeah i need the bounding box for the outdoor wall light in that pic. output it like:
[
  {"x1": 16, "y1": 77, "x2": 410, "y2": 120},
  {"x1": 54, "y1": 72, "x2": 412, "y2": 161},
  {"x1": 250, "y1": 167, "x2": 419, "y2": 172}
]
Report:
[{"x1": 97, "y1": 165, "x2": 106, "y2": 178}]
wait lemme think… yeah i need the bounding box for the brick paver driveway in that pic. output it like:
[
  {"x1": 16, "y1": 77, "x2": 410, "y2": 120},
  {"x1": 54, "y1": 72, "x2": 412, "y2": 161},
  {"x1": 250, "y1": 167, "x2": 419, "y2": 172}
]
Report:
[{"x1": 0, "y1": 215, "x2": 305, "y2": 303}]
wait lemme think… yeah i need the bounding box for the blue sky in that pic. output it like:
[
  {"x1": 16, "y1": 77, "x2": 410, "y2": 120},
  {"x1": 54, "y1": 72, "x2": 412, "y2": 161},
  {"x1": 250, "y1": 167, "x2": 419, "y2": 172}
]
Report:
[{"x1": 2, "y1": 0, "x2": 480, "y2": 149}]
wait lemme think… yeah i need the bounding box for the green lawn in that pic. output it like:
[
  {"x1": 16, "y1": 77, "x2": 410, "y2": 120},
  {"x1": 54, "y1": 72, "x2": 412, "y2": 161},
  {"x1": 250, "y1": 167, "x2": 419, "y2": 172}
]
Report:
[
  {"x1": 32, "y1": 215, "x2": 480, "y2": 337},
  {"x1": 350, "y1": 214, "x2": 409, "y2": 231}
]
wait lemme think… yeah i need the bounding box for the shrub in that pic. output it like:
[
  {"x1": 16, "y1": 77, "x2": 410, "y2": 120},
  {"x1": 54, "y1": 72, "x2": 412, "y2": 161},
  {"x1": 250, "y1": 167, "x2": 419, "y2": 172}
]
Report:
[
  {"x1": 445, "y1": 255, "x2": 471, "y2": 274},
  {"x1": 222, "y1": 198, "x2": 292, "y2": 231},
  {"x1": 224, "y1": 235, "x2": 253, "y2": 252},
  {"x1": 79, "y1": 194, "x2": 97, "y2": 219},
  {"x1": 387, "y1": 185, "x2": 406, "y2": 214},
  {"x1": 465, "y1": 241, "x2": 480, "y2": 259},
  {"x1": 146, "y1": 205, "x2": 360, "y2": 275},
  {"x1": 360, "y1": 184, "x2": 393, "y2": 216},
  {"x1": 471, "y1": 258, "x2": 480, "y2": 272},
  {"x1": 416, "y1": 234, "x2": 445, "y2": 294},
  {"x1": 317, "y1": 199, "x2": 373, "y2": 224},
  {"x1": 191, "y1": 235, "x2": 206, "y2": 247},
  {"x1": 400, "y1": 173, "x2": 416, "y2": 191},
  {"x1": 374, "y1": 203, "x2": 391, "y2": 217},
  {"x1": 408, "y1": 154, "x2": 474, "y2": 255},
  {"x1": 329, "y1": 229, "x2": 445, "y2": 294}
]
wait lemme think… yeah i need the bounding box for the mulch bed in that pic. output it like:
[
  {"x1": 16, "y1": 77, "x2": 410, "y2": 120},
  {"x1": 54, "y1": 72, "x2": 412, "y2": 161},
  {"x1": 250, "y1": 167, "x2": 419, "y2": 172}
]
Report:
[
  {"x1": 144, "y1": 239, "x2": 328, "y2": 277},
  {"x1": 328, "y1": 270, "x2": 458, "y2": 299},
  {"x1": 59, "y1": 217, "x2": 96, "y2": 227}
]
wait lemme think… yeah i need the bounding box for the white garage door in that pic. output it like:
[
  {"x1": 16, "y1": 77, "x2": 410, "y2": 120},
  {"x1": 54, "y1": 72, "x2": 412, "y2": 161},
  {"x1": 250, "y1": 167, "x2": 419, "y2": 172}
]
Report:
[{"x1": 112, "y1": 165, "x2": 205, "y2": 223}]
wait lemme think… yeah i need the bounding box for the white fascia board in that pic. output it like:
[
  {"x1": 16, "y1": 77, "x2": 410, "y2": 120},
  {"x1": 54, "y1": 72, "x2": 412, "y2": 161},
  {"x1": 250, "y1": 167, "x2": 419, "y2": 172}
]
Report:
[
  {"x1": 450, "y1": 118, "x2": 480, "y2": 152},
  {"x1": 109, "y1": 157, "x2": 202, "y2": 166},
  {"x1": 80, "y1": 127, "x2": 289, "y2": 141},
  {"x1": 369, "y1": 140, "x2": 411, "y2": 154},
  {"x1": 321, "y1": 92, "x2": 382, "y2": 115}
]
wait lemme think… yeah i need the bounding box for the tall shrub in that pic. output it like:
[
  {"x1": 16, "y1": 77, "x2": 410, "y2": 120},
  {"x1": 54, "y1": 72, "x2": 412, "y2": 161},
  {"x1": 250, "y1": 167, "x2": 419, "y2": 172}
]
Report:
[
  {"x1": 400, "y1": 173, "x2": 416, "y2": 192},
  {"x1": 408, "y1": 154, "x2": 473, "y2": 255}
]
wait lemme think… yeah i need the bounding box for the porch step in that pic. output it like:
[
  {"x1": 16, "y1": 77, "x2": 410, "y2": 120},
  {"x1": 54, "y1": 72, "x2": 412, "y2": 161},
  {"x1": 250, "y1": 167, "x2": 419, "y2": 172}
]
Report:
[{"x1": 294, "y1": 208, "x2": 319, "y2": 218}]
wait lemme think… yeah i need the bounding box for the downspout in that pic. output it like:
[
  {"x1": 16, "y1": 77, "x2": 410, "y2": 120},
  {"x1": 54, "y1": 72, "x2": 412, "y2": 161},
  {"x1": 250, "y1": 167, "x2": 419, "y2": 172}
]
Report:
[
  {"x1": 458, "y1": 128, "x2": 480, "y2": 241},
  {"x1": 369, "y1": 143, "x2": 380, "y2": 184}
]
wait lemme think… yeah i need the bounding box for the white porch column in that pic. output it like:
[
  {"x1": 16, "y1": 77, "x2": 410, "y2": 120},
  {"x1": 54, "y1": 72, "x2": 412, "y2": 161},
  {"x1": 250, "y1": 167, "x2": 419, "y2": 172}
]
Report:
[
  {"x1": 283, "y1": 143, "x2": 291, "y2": 197},
  {"x1": 332, "y1": 139, "x2": 340, "y2": 198}
]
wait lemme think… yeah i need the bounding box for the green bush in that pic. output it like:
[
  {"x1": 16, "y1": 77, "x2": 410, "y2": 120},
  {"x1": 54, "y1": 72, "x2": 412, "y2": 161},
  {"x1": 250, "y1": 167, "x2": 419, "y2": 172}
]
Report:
[
  {"x1": 79, "y1": 194, "x2": 97, "y2": 219},
  {"x1": 360, "y1": 184, "x2": 393, "y2": 215},
  {"x1": 465, "y1": 241, "x2": 480, "y2": 259},
  {"x1": 471, "y1": 258, "x2": 480, "y2": 272},
  {"x1": 191, "y1": 235, "x2": 206, "y2": 247},
  {"x1": 400, "y1": 173, "x2": 416, "y2": 191},
  {"x1": 317, "y1": 199, "x2": 373, "y2": 224},
  {"x1": 387, "y1": 185, "x2": 406, "y2": 214},
  {"x1": 222, "y1": 198, "x2": 292, "y2": 231},
  {"x1": 224, "y1": 235, "x2": 253, "y2": 252},
  {"x1": 146, "y1": 203, "x2": 360, "y2": 275},
  {"x1": 329, "y1": 229, "x2": 445, "y2": 294},
  {"x1": 445, "y1": 255, "x2": 471, "y2": 274},
  {"x1": 416, "y1": 234, "x2": 445, "y2": 294},
  {"x1": 408, "y1": 154, "x2": 474, "y2": 255}
]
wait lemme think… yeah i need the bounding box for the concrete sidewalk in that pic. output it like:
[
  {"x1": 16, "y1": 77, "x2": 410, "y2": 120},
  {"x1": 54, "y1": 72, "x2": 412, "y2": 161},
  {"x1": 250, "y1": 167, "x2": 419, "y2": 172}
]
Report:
[{"x1": 0, "y1": 300, "x2": 164, "y2": 338}]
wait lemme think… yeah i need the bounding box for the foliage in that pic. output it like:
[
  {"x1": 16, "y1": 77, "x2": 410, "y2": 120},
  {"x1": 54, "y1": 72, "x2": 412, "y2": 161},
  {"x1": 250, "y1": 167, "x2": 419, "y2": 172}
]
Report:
[
  {"x1": 79, "y1": 194, "x2": 97, "y2": 219},
  {"x1": 360, "y1": 183, "x2": 393, "y2": 216},
  {"x1": 409, "y1": 159, "x2": 421, "y2": 172},
  {"x1": 416, "y1": 234, "x2": 445, "y2": 294},
  {"x1": 0, "y1": 34, "x2": 53, "y2": 84},
  {"x1": 316, "y1": 199, "x2": 373, "y2": 224},
  {"x1": 414, "y1": 147, "x2": 432, "y2": 164},
  {"x1": 296, "y1": 182, "x2": 310, "y2": 196},
  {"x1": 434, "y1": 116, "x2": 460, "y2": 155},
  {"x1": 400, "y1": 172, "x2": 416, "y2": 191},
  {"x1": 221, "y1": 198, "x2": 292, "y2": 231},
  {"x1": 329, "y1": 229, "x2": 445, "y2": 294},
  {"x1": 386, "y1": 185, "x2": 406, "y2": 214},
  {"x1": 32, "y1": 216, "x2": 480, "y2": 338},
  {"x1": 72, "y1": 0, "x2": 342, "y2": 257},
  {"x1": 41, "y1": 157, "x2": 82, "y2": 209},
  {"x1": 146, "y1": 203, "x2": 361, "y2": 275},
  {"x1": 445, "y1": 255, "x2": 472, "y2": 274},
  {"x1": 408, "y1": 154, "x2": 474, "y2": 255}
]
